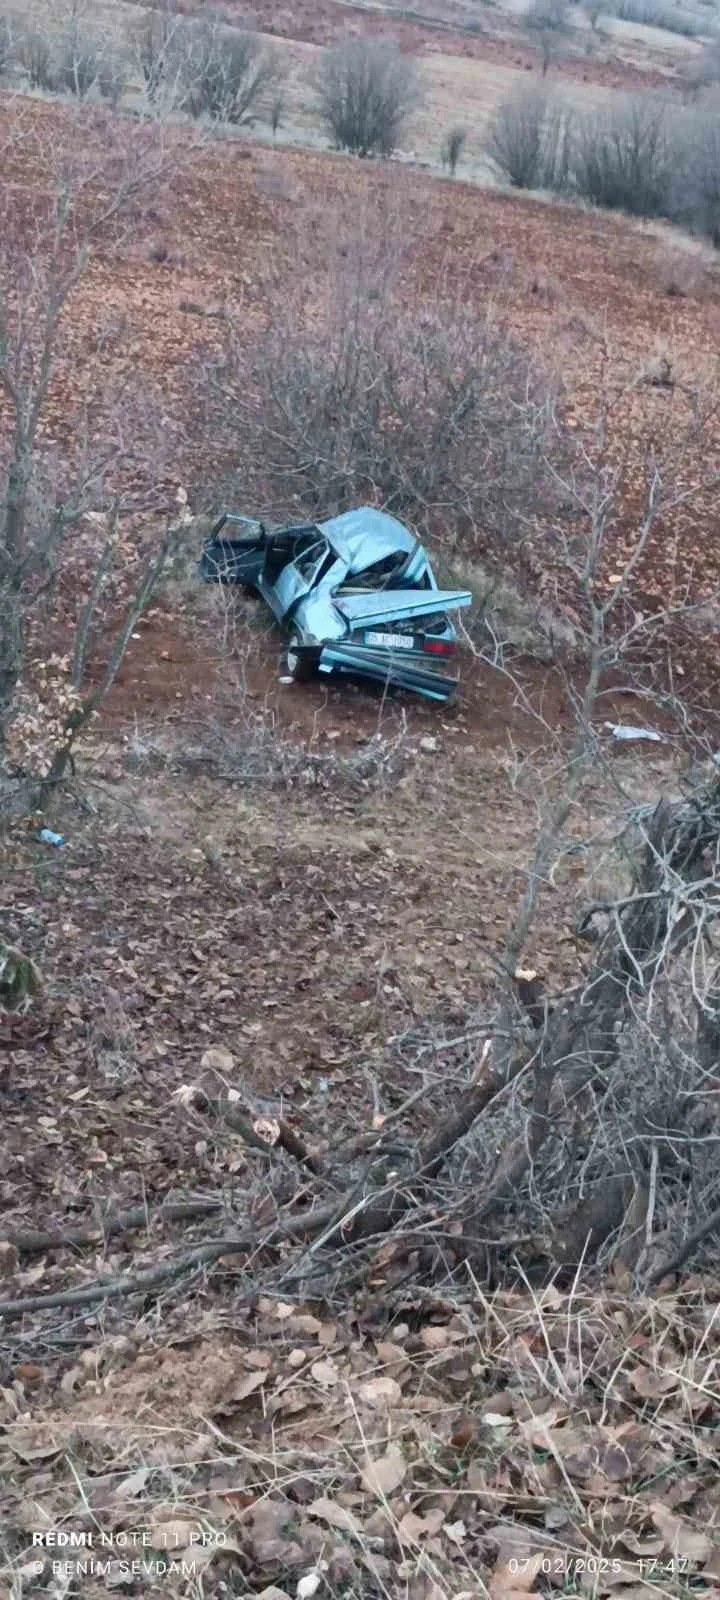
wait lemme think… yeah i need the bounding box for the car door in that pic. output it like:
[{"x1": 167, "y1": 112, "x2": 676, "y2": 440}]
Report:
[{"x1": 259, "y1": 532, "x2": 331, "y2": 621}]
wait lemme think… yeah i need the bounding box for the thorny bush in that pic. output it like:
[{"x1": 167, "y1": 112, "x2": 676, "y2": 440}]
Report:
[{"x1": 195, "y1": 210, "x2": 567, "y2": 557}]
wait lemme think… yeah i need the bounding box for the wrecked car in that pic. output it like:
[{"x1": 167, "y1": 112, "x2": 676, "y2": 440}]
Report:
[{"x1": 199, "y1": 506, "x2": 472, "y2": 703}]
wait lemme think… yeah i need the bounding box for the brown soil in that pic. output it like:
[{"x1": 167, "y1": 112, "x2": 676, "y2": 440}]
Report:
[
  {"x1": 183, "y1": 0, "x2": 685, "y2": 90},
  {"x1": 7, "y1": 95, "x2": 718, "y2": 641}
]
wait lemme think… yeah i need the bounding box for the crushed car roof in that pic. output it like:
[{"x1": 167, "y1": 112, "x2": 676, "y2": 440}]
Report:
[{"x1": 318, "y1": 507, "x2": 418, "y2": 568}]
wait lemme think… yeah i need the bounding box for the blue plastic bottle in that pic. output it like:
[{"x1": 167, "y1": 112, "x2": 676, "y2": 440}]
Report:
[{"x1": 37, "y1": 828, "x2": 65, "y2": 847}]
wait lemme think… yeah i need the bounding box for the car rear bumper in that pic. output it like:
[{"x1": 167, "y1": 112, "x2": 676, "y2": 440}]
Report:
[{"x1": 317, "y1": 642, "x2": 458, "y2": 702}]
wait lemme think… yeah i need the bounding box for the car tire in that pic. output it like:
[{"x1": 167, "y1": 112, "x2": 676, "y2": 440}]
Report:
[{"x1": 286, "y1": 633, "x2": 319, "y2": 683}]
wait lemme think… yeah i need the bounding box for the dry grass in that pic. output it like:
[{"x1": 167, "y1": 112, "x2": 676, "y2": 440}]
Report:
[{"x1": 0, "y1": 1284, "x2": 717, "y2": 1596}]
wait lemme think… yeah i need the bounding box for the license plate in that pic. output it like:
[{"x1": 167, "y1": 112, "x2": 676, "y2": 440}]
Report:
[{"x1": 365, "y1": 631, "x2": 415, "y2": 650}]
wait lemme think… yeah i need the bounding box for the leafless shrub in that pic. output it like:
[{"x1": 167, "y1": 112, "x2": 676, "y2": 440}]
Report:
[
  {"x1": 38, "y1": 18, "x2": 126, "y2": 105},
  {"x1": 463, "y1": 809, "x2": 720, "y2": 1282},
  {"x1": 178, "y1": 19, "x2": 282, "y2": 125},
  {"x1": 0, "y1": 16, "x2": 14, "y2": 80},
  {"x1": 675, "y1": 104, "x2": 720, "y2": 247},
  {"x1": 485, "y1": 85, "x2": 572, "y2": 190},
  {"x1": 524, "y1": 0, "x2": 569, "y2": 74},
  {"x1": 53, "y1": 25, "x2": 103, "y2": 99},
  {"x1": 130, "y1": 700, "x2": 412, "y2": 795},
  {"x1": 317, "y1": 37, "x2": 418, "y2": 157},
  {"x1": 572, "y1": 94, "x2": 674, "y2": 216},
  {"x1": 16, "y1": 24, "x2": 56, "y2": 90},
  {"x1": 134, "y1": 3, "x2": 177, "y2": 105},
  {"x1": 488, "y1": 82, "x2": 720, "y2": 242},
  {"x1": 604, "y1": 0, "x2": 700, "y2": 33},
  {"x1": 197, "y1": 210, "x2": 566, "y2": 556},
  {"x1": 440, "y1": 124, "x2": 467, "y2": 175}
]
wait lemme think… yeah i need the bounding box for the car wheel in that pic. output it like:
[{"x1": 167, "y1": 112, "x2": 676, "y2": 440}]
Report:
[{"x1": 286, "y1": 633, "x2": 318, "y2": 683}]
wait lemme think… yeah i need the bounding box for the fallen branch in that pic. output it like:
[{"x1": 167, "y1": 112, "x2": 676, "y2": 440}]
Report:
[
  {"x1": 348, "y1": 1047, "x2": 529, "y2": 1243},
  {"x1": 179, "y1": 1092, "x2": 325, "y2": 1175},
  {"x1": 223, "y1": 1102, "x2": 325, "y2": 1175},
  {"x1": 645, "y1": 1198, "x2": 720, "y2": 1286},
  {"x1": 0, "y1": 1062, "x2": 519, "y2": 1320},
  {"x1": 3, "y1": 1198, "x2": 226, "y2": 1257},
  {"x1": 0, "y1": 1200, "x2": 341, "y2": 1322}
]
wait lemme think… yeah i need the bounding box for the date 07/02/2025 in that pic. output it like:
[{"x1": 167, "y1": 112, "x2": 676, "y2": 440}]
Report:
[{"x1": 507, "y1": 1556, "x2": 691, "y2": 1578}]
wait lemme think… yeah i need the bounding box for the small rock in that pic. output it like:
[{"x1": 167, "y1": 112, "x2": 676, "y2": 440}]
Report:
[{"x1": 419, "y1": 735, "x2": 438, "y2": 753}]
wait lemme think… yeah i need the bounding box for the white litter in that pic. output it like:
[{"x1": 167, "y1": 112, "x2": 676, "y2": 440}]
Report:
[
  {"x1": 296, "y1": 1573, "x2": 324, "y2": 1600},
  {"x1": 604, "y1": 722, "x2": 666, "y2": 744}
]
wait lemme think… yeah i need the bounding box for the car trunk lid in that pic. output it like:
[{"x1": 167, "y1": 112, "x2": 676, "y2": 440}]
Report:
[{"x1": 334, "y1": 589, "x2": 472, "y2": 630}]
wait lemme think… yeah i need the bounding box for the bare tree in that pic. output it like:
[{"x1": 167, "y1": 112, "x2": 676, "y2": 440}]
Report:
[
  {"x1": 0, "y1": 16, "x2": 14, "y2": 81},
  {"x1": 605, "y1": 0, "x2": 699, "y2": 33},
  {"x1": 487, "y1": 82, "x2": 717, "y2": 236},
  {"x1": 572, "y1": 93, "x2": 673, "y2": 216},
  {"x1": 33, "y1": 512, "x2": 182, "y2": 796},
  {"x1": 54, "y1": 24, "x2": 103, "y2": 99},
  {"x1": 524, "y1": 0, "x2": 569, "y2": 74},
  {"x1": 0, "y1": 108, "x2": 196, "y2": 792},
  {"x1": 676, "y1": 101, "x2": 720, "y2": 245},
  {"x1": 13, "y1": 8, "x2": 127, "y2": 104},
  {"x1": 440, "y1": 123, "x2": 467, "y2": 175},
  {"x1": 485, "y1": 84, "x2": 571, "y2": 189},
  {"x1": 317, "y1": 37, "x2": 418, "y2": 158},
  {"x1": 194, "y1": 199, "x2": 565, "y2": 552},
  {"x1": 16, "y1": 24, "x2": 56, "y2": 91},
  {"x1": 134, "y1": 2, "x2": 177, "y2": 105},
  {"x1": 178, "y1": 19, "x2": 282, "y2": 125}
]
